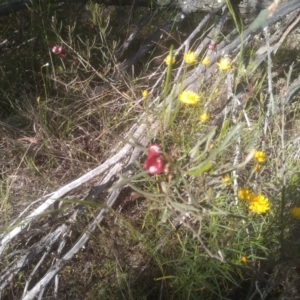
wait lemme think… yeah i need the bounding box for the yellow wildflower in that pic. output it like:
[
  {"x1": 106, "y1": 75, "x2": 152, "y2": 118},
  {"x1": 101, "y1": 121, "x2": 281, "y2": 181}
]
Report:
[
  {"x1": 241, "y1": 256, "x2": 247, "y2": 263},
  {"x1": 253, "y1": 164, "x2": 262, "y2": 172},
  {"x1": 238, "y1": 188, "x2": 252, "y2": 201},
  {"x1": 184, "y1": 51, "x2": 197, "y2": 64},
  {"x1": 217, "y1": 57, "x2": 231, "y2": 71},
  {"x1": 199, "y1": 112, "x2": 210, "y2": 123},
  {"x1": 201, "y1": 56, "x2": 210, "y2": 66},
  {"x1": 164, "y1": 54, "x2": 175, "y2": 66},
  {"x1": 222, "y1": 174, "x2": 231, "y2": 186},
  {"x1": 249, "y1": 194, "x2": 270, "y2": 214},
  {"x1": 142, "y1": 90, "x2": 149, "y2": 98},
  {"x1": 178, "y1": 90, "x2": 200, "y2": 105},
  {"x1": 254, "y1": 150, "x2": 266, "y2": 163},
  {"x1": 290, "y1": 206, "x2": 300, "y2": 220}
]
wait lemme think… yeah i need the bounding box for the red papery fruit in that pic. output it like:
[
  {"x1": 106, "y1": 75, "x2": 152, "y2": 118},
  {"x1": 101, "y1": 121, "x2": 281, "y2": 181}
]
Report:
[
  {"x1": 144, "y1": 144, "x2": 166, "y2": 175},
  {"x1": 51, "y1": 45, "x2": 67, "y2": 58},
  {"x1": 208, "y1": 43, "x2": 216, "y2": 50},
  {"x1": 52, "y1": 45, "x2": 62, "y2": 54}
]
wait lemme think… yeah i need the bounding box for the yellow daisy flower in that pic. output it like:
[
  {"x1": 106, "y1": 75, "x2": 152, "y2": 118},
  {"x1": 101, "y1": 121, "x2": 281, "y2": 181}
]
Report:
[
  {"x1": 201, "y1": 56, "x2": 210, "y2": 66},
  {"x1": 249, "y1": 194, "x2": 270, "y2": 214},
  {"x1": 290, "y1": 206, "x2": 300, "y2": 219},
  {"x1": 253, "y1": 164, "x2": 262, "y2": 172},
  {"x1": 164, "y1": 54, "x2": 175, "y2": 66},
  {"x1": 217, "y1": 57, "x2": 231, "y2": 71},
  {"x1": 222, "y1": 174, "x2": 231, "y2": 186},
  {"x1": 142, "y1": 90, "x2": 149, "y2": 98},
  {"x1": 238, "y1": 188, "x2": 252, "y2": 201},
  {"x1": 184, "y1": 51, "x2": 197, "y2": 64},
  {"x1": 254, "y1": 150, "x2": 267, "y2": 163},
  {"x1": 241, "y1": 256, "x2": 247, "y2": 263},
  {"x1": 178, "y1": 90, "x2": 200, "y2": 105},
  {"x1": 199, "y1": 112, "x2": 210, "y2": 123}
]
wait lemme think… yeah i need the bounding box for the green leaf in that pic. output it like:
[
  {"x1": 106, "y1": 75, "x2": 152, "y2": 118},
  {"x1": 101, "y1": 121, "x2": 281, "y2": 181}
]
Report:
[
  {"x1": 170, "y1": 202, "x2": 200, "y2": 213},
  {"x1": 189, "y1": 127, "x2": 216, "y2": 159},
  {"x1": 187, "y1": 161, "x2": 213, "y2": 176},
  {"x1": 161, "y1": 208, "x2": 171, "y2": 223},
  {"x1": 249, "y1": 9, "x2": 268, "y2": 31},
  {"x1": 188, "y1": 124, "x2": 243, "y2": 175},
  {"x1": 217, "y1": 119, "x2": 230, "y2": 144}
]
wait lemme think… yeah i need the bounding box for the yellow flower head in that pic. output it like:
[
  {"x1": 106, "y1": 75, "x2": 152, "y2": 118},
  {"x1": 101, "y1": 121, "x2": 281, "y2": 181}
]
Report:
[
  {"x1": 249, "y1": 194, "x2": 270, "y2": 214},
  {"x1": 290, "y1": 206, "x2": 300, "y2": 220},
  {"x1": 238, "y1": 188, "x2": 252, "y2": 201},
  {"x1": 201, "y1": 56, "x2": 210, "y2": 66},
  {"x1": 178, "y1": 90, "x2": 200, "y2": 105},
  {"x1": 184, "y1": 51, "x2": 197, "y2": 64},
  {"x1": 253, "y1": 164, "x2": 262, "y2": 172},
  {"x1": 254, "y1": 150, "x2": 267, "y2": 163},
  {"x1": 222, "y1": 174, "x2": 231, "y2": 186},
  {"x1": 241, "y1": 256, "x2": 247, "y2": 263},
  {"x1": 199, "y1": 112, "x2": 210, "y2": 123},
  {"x1": 164, "y1": 54, "x2": 175, "y2": 66},
  {"x1": 217, "y1": 57, "x2": 231, "y2": 71},
  {"x1": 142, "y1": 90, "x2": 149, "y2": 98}
]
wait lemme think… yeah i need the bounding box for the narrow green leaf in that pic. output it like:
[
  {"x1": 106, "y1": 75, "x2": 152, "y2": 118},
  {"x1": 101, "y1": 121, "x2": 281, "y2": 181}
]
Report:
[
  {"x1": 170, "y1": 202, "x2": 200, "y2": 213},
  {"x1": 188, "y1": 124, "x2": 243, "y2": 174},
  {"x1": 164, "y1": 45, "x2": 174, "y2": 99},
  {"x1": 217, "y1": 119, "x2": 230, "y2": 144},
  {"x1": 249, "y1": 9, "x2": 268, "y2": 31},
  {"x1": 161, "y1": 208, "x2": 171, "y2": 223},
  {"x1": 187, "y1": 161, "x2": 213, "y2": 176},
  {"x1": 189, "y1": 127, "x2": 216, "y2": 159}
]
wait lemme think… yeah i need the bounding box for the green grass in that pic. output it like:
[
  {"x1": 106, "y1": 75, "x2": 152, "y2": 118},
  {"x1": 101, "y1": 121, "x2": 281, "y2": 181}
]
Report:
[{"x1": 1, "y1": 0, "x2": 300, "y2": 299}]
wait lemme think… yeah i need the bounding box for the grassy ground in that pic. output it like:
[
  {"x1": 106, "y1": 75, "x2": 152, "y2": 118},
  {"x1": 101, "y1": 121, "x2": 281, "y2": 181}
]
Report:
[{"x1": 1, "y1": 0, "x2": 300, "y2": 299}]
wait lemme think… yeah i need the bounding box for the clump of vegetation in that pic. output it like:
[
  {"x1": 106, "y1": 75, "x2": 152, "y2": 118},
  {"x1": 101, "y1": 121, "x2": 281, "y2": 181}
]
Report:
[{"x1": 1, "y1": 0, "x2": 300, "y2": 299}]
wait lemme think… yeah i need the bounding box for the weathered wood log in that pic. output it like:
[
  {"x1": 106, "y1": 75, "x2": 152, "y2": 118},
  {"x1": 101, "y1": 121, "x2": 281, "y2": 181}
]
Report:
[
  {"x1": 1, "y1": 0, "x2": 300, "y2": 298},
  {"x1": 95, "y1": 0, "x2": 290, "y2": 16},
  {"x1": 93, "y1": 0, "x2": 300, "y2": 96},
  {"x1": 0, "y1": 0, "x2": 292, "y2": 17}
]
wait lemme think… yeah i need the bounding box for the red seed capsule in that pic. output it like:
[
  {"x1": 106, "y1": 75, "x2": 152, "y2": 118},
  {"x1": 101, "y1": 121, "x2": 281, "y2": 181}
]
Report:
[
  {"x1": 208, "y1": 43, "x2": 216, "y2": 50},
  {"x1": 144, "y1": 144, "x2": 166, "y2": 175}
]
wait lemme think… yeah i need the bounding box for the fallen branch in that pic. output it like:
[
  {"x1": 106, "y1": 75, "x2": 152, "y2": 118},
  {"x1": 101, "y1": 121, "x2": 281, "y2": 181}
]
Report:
[
  {"x1": 1, "y1": 0, "x2": 300, "y2": 297},
  {"x1": 0, "y1": 123, "x2": 147, "y2": 256}
]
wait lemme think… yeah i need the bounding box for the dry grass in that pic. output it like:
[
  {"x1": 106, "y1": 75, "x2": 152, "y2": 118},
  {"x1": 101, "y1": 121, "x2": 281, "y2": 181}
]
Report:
[{"x1": 1, "y1": 1, "x2": 300, "y2": 299}]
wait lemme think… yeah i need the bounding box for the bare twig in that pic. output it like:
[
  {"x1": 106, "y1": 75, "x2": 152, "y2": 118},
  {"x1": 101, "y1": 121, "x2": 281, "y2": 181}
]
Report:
[
  {"x1": 263, "y1": 26, "x2": 274, "y2": 143},
  {"x1": 182, "y1": 219, "x2": 225, "y2": 263}
]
